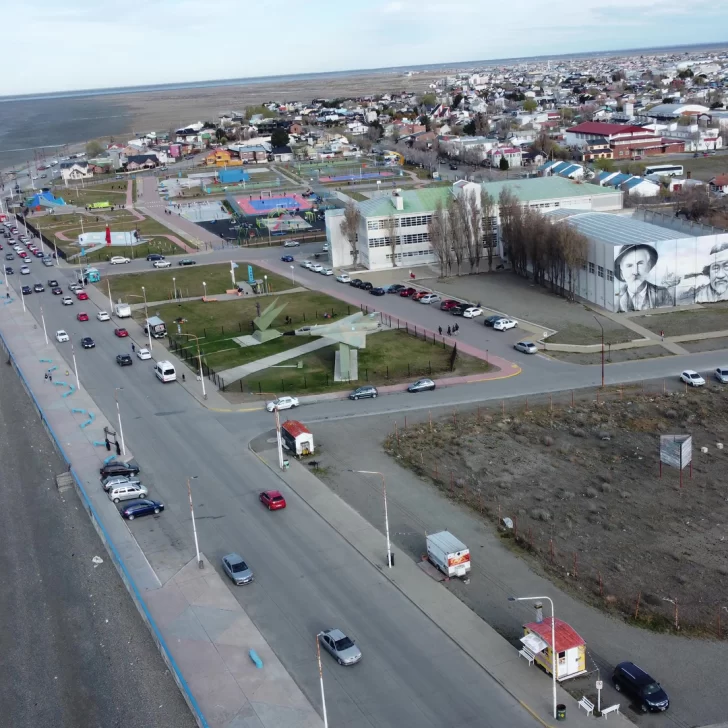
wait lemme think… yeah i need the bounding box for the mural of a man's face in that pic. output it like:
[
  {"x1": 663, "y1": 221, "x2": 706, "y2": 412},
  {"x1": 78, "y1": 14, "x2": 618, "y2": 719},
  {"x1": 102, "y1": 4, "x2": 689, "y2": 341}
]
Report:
[
  {"x1": 709, "y1": 249, "x2": 728, "y2": 296},
  {"x1": 621, "y1": 249, "x2": 654, "y2": 293}
]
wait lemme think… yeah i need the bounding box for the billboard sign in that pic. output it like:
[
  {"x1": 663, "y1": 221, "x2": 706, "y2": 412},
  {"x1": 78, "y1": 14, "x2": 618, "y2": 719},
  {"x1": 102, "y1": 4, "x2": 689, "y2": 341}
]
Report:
[{"x1": 660, "y1": 434, "x2": 692, "y2": 470}]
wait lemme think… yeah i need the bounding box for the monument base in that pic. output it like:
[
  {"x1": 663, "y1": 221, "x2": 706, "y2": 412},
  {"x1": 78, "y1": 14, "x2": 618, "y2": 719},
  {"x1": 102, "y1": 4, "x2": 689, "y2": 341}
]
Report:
[
  {"x1": 253, "y1": 330, "x2": 283, "y2": 343},
  {"x1": 334, "y1": 348, "x2": 358, "y2": 382}
]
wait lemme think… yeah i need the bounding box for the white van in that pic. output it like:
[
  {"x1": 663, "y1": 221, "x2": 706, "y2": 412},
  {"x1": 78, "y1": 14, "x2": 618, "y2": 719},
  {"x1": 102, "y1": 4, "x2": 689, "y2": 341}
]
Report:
[{"x1": 154, "y1": 360, "x2": 177, "y2": 383}]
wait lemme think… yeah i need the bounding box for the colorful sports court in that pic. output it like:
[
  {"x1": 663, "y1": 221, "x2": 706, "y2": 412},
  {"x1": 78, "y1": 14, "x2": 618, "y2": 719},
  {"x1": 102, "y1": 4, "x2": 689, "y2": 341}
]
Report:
[
  {"x1": 318, "y1": 170, "x2": 395, "y2": 183},
  {"x1": 228, "y1": 192, "x2": 312, "y2": 216}
]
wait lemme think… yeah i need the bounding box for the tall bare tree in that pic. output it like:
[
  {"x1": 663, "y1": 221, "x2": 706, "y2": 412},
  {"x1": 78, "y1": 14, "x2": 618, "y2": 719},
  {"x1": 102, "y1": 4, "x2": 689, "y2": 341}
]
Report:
[
  {"x1": 480, "y1": 190, "x2": 496, "y2": 271},
  {"x1": 498, "y1": 188, "x2": 522, "y2": 271},
  {"x1": 385, "y1": 214, "x2": 399, "y2": 267},
  {"x1": 447, "y1": 196, "x2": 467, "y2": 275},
  {"x1": 339, "y1": 200, "x2": 361, "y2": 265},
  {"x1": 428, "y1": 201, "x2": 450, "y2": 277},
  {"x1": 463, "y1": 190, "x2": 482, "y2": 273}
]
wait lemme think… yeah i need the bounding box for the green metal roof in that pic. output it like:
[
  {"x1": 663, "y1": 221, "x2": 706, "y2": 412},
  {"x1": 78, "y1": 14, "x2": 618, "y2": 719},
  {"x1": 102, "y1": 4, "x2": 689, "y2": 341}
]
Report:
[
  {"x1": 357, "y1": 187, "x2": 452, "y2": 217},
  {"x1": 480, "y1": 176, "x2": 619, "y2": 202}
]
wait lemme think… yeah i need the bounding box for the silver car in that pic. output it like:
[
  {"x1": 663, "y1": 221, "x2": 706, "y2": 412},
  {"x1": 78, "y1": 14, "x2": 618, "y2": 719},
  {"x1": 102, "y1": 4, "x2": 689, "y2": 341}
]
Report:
[
  {"x1": 318, "y1": 629, "x2": 362, "y2": 666},
  {"x1": 222, "y1": 553, "x2": 254, "y2": 585},
  {"x1": 514, "y1": 341, "x2": 538, "y2": 354},
  {"x1": 102, "y1": 474, "x2": 142, "y2": 491}
]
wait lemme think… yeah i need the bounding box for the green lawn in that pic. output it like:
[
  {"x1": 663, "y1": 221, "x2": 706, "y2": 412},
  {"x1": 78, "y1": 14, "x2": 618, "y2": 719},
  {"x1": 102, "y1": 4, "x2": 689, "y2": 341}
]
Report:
[
  {"x1": 54, "y1": 183, "x2": 128, "y2": 208},
  {"x1": 83, "y1": 239, "x2": 187, "y2": 264},
  {"x1": 105, "y1": 263, "x2": 290, "y2": 304},
  {"x1": 237, "y1": 329, "x2": 490, "y2": 394}
]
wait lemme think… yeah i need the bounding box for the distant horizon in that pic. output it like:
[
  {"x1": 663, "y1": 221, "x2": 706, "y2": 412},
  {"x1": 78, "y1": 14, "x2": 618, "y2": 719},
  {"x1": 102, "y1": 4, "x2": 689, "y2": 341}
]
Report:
[{"x1": 2, "y1": 39, "x2": 727, "y2": 103}]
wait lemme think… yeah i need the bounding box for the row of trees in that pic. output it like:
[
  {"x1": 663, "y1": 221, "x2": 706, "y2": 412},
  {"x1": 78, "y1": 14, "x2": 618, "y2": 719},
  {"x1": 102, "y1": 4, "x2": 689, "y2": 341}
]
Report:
[{"x1": 498, "y1": 189, "x2": 588, "y2": 298}]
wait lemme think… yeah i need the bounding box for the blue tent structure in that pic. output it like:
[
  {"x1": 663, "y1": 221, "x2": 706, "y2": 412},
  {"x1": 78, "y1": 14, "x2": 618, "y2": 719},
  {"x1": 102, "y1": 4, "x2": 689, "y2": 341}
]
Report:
[
  {"x1": 27, "y1": 190, "x2": 66, "y2": 210},
  {"x1": 218, "y1": 169, "x2": 250, "y2": 184}
]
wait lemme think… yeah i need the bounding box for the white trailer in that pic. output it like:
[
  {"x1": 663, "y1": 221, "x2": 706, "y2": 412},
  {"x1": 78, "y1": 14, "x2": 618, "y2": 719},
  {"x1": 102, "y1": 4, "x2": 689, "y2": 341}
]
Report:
[
  {"x1": 426, "y1": 531, "x2": 470, "y2": 578},
  {"x1": 114, "y1": 303, "x2": 131, "y2": 318}
]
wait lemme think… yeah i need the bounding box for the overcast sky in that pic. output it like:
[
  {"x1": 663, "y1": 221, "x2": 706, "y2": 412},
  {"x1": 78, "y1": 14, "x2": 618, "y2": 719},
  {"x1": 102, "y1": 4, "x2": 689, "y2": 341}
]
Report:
[{"x1": 5, "y1": 0, "x2": 727, "y2": 95}]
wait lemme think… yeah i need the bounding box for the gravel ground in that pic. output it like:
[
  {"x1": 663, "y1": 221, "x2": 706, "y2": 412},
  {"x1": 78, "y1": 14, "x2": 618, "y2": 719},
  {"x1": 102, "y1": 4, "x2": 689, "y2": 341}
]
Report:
[
  {"x1": 681, "y1": 335, "x2": 728, "y2": 354},
  {"x1": 0, "y1": 363, "x2": 197, "y2": 728},
  {"x1": 632, "y1": 302, "x2": 728, "y2": 336},
  {"x1": 545, "y1": 344, "x2": 670, "y2": 365}
]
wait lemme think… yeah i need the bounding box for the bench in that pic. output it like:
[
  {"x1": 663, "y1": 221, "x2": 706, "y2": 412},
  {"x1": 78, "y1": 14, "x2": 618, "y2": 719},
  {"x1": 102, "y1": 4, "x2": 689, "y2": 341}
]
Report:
[
  {"x1": 518, "y1": 648, "x2": 534, "y2": 666},
  {"x1": 578, "y1": 697, "x2": 594, "y2": 716},
  {"x1": 601, "y1": 704, "x2": 620, "y2": 719}
]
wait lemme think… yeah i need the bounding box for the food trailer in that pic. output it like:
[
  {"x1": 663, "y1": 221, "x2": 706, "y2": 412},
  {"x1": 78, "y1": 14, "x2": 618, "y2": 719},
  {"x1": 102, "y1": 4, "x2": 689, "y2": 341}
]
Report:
[
  {"x1": 519, "y1": 611, "x2": 587, "y2": 681},
  {"x1": 281, "y1": 420, "x2": 314, "y2": 457}
]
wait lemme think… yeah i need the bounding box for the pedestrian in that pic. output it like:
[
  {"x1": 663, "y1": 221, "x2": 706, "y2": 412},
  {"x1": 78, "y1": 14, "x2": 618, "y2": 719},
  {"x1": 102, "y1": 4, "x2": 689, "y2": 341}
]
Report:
[
  {"x1": 44, "y1": 372, "x2": 48, "y2": 381},
  {"x1": 438, "y1": 326, "x2": 442, "y2": 336},
  {"x1": 182, "y1": 373, "x2": 186, "y2": 382},
  {"x1": 447, "y1": 326, "x2": 451, "y2": 336},
  {"x1": 660, "y1": 329, "x2": 664, "y2": 341},
  {"x1": 49, "y1": 374, "x2": 52, "y2": 383},
  {"x1": 131, "y1": 342, "x2": 135, "y2": 353}
]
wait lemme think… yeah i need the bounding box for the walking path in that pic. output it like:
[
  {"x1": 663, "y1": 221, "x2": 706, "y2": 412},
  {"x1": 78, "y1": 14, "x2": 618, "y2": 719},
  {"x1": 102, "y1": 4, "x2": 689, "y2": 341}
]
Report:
[
  {"x1": 0, "y1": 286, "x2": 322, "y2": 728},
  {"x1": 599, "y1": 308, "x2": 689, "y2": 355}
]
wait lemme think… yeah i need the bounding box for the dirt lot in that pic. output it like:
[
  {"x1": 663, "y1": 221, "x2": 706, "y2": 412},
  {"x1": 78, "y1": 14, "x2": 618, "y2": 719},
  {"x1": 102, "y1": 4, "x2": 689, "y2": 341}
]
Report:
[
  {"x1": 545, "y1": 344, "x2": 669, "y2": 365},
  {"x1": 386, "y1": 386, "x2": 728, "y2": 637},
  {"x1": 682, "y1": 335, "x2": 728, "y2": 353},
  {"x1": 632, "y1": 302, "x2": 728, "y2": 336}
]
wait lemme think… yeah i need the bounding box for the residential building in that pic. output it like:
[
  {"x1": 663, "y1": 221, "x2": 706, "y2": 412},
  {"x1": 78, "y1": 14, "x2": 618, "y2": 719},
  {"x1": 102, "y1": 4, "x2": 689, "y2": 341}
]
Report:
[
  {"x1": 596, "y1": 172, "x2": 660, "y2": 197},
  {"x1": 709, "y1": 174, "x2": 728, "y2": 195},
  {"x1": 60, "y1": 161, "x2": 93, "y2": 182},
  {"x1": 538, "y1": 160, "x2": 586, "y2": 180},
  {"x1": 124, "y1": 155, "x2": 159, "y2": 171},
  {"x1": 565, "y1": 121, "x2": 684, "y2": 159},
  {"x1": 204, "y1": 149, "x2": 241, "y2": 167},
  {"x1": 270, "y1": 145, "x2": 293, "y2": 162},
  {"x1": 580, "y1": 140, "x2": 613, "y2": 162}
]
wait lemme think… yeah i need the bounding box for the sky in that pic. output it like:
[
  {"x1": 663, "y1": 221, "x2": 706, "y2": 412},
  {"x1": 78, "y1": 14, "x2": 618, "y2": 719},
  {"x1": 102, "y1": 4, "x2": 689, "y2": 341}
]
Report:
[{"x1": 3, "y1": 0, "x2": 728, "y2": 95}]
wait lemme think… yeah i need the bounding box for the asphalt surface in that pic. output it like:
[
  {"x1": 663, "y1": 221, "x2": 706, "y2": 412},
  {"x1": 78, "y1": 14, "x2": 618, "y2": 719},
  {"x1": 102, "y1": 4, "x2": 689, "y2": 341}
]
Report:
[{"x1": 0, "y1": 354, "x2": 197, "y2": 728}]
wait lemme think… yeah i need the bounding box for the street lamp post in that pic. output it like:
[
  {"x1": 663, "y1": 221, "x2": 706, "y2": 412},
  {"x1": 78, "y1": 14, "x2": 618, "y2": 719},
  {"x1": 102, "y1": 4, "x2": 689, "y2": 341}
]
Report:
[
  {"x1": 142, "y1": 286, "x2": 152, "y2": 352},
  {"x1": 178, "y1": 333, "x2": 207, "y2": 399},
  {"x1": 349, "y1": 470, "x2": 392, "y2": 567},
  {"x1": 290, "y1": 265, "x2": 295, "y2": 285},
  {"x1": 19, "y1": 283, "x2": 26, "y2": 312},
  {"x1": 71, "y1": 341, "x2": 80, "y2": 391},
  {"x1": 39, "y1": 304, "x2": 48, "y2": 344},
  {"x1": 316, "y1": 635, "x2": 329, "y2": 728},
  {"x1": 202, "y1": 281, "x2": 207, "y2": 300},
  {"x1": 593, "y1": 315, "x2": 604, "y2": 388},
  {"x1": 508, "y1": 595, "x2": 558, "y2": 719},
  {"x1": 187, "y1": 475, "x2": 203, "y2": 569},
  {"x1": 114, "y1": 387, "x2": 126, "y2": 456},
  {"x1": 107, "y1": 278, "x2": 114, "y2": 312},
  {"x1": 172, "y1": 276, "x2": 177, "y2": 301}
]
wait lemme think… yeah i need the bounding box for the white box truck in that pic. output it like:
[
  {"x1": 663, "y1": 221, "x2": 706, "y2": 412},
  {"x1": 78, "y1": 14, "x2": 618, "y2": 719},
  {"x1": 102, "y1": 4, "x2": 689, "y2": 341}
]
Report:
[
  {"x1": 426, "y1": 531, "x2": 470, "y2": 578},
  {"x1": 114, "y1": 303, "x2": 131, "y2": 318}
]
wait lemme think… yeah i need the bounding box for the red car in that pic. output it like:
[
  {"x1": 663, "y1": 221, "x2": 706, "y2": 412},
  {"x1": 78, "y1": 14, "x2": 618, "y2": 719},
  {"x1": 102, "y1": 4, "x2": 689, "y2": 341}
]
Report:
[
  {"x1": 259, "y1": 490, "x2": 286, "y2": 510},
  {"x1": 440, "y1": 299, "x2": 460, "y2": 311},
  {"x1": 18, "y1": 251, "x2": 28, "y2": 258},
  {"x1": 412, "y1": 290, "x2": 428, "y2": 301},
  {"x1": 399, "y1": 287, "x2": 417, "y2": 297},
  {"x1": 114, "y1": 328, "x2": 129, "y2": 338},
  {"x1": 76, "y1": 312, "x2": 89, "y2": 322},
  {"x1": 76, "y1": 290, "x2": 89, "y2": 300}
]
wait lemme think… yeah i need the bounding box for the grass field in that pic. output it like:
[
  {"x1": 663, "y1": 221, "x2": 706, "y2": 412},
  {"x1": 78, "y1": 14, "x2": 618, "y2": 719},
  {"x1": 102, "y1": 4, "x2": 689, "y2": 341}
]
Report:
[
  {"x1": 83, "y1": 239, "x2": 187, "y2": 264},
  {"x1": 106, "y1": 263, "x2": 290, "y2": 304},
  {"x1": 54, "y1": 182, "x2": 128, "y2": 208},
  {"x1": 238, "y1": 329, "x2": 489, "y2": 395}
]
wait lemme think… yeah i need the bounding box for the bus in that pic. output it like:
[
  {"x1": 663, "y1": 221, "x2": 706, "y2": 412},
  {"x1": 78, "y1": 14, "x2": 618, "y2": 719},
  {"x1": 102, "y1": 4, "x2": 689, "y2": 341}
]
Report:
[{"x1": 644, "y1": 164, "x2": 683, "y2": 177}]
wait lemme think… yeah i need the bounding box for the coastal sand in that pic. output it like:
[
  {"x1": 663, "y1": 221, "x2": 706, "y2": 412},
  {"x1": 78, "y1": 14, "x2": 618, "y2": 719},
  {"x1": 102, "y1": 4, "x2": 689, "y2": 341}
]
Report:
[{"x1": 103, "y1": 71, "x2": 444, "y2": 133}]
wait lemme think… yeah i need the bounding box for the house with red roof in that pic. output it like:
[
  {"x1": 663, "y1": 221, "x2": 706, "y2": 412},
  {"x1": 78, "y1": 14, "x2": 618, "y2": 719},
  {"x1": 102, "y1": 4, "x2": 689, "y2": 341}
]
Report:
[
  {"x1": 565, "y1": 121, "x2": 684, "y2": 160},
  {"x1": 519, "y1": 615, "x2": 587, "y2": 681},
  {"x1": 709, "y1": 174, "x2": 728, "y2": 195}
]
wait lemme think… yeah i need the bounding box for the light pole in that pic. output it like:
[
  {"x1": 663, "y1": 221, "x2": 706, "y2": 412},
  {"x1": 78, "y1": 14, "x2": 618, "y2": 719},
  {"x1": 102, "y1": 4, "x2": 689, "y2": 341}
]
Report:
[
  {"x1": 40, "y1": 304, "x2": 48, "y2": 344},
  {"x1": 172, "y1": 276, "x2": 177, "y2": 301},
  {"x1": 290, "y1": 265, "x2": 295, "y2": 285},
  {"x1": 316, "y1": 635, "x2": 329, "y2": 728},
  {"x1": 178, "y1": 332, "x2": 207, "y2": 399},
  {"x1": 187, "y1": 475, "x2": 203, "y2": 569},
  {"x1": 202, "y1": 280, "x2": 207, "y2": 300},
  {"x1": 349, "y1": 470, "x2": 392, "y2": 567},
  {"x1": 107, "y1": 278, "x2": 114, "y2": 312},
  {"x1": 19, "y1": 282, "x2": 26, "y2": 312},
  {"x1": 264, "y1": 274, "x2": 268, "y2": 293},
  {"x1": 71, "y1": 341, "x2": 80, "y2": 390},
  {"x1": 508, "y1": 595, "x2": 557, "y2": 719},
  {"x1": 142, "y1": 286, "x2": 151, "y2": 351},
  {"x1": 114, "y1": 387, "x2": 126, "y2": 457},
  {"x1": 593, "y1": 315, "x2": 604, "y2": 387}
]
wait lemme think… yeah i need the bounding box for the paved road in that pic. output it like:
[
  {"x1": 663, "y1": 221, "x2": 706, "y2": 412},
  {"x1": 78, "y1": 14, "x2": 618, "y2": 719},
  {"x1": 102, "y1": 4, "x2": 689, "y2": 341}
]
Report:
[
  {"x1": 0, "y1": 351, "x2": 197, "y2": 728},
  {"x1": 5, "y1": 247, "x2": 537, "y2": 726}
]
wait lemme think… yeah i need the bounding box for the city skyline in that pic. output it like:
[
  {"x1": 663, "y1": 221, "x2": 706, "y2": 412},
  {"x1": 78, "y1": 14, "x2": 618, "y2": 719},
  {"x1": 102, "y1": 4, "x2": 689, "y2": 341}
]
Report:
[{"x1": 5, "y1": 0, "x2": 728, "y2": 95}]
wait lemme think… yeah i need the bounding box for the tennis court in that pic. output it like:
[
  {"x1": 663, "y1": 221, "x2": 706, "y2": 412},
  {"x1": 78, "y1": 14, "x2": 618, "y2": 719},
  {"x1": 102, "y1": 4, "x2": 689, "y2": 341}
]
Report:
[
  {"x1": 319, "y1": 171, "x2": 395, "y2": 183},
  {"x1": 231, "y1": 192, "x2": 312, "y2": 216}
]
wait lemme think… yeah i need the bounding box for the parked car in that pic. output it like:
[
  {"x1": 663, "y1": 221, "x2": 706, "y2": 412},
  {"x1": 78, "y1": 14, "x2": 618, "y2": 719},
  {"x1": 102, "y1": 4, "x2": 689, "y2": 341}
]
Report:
[
  {"x1": 612, "y1": 661, "x2": 669, "y2": 712},
  {"x1": 4, "y1": 267, "x2": 12, "y2": 274},
  {"x1": 680, "y1": 370, "x2": 705, "y2": 387},
  {"x1": 440, "y1": 299, "x2": 460, "y2": 310},
  {"x1": 462, "y1": 307, "x2": 483, "y2": 318},
  {"x1": 81, "y1": 337, "x2": 95, "y2": 349},
  {"x1": 96, "y1": 311, "x2": 110, "y2": 321},
  {"x1": 108, "y1": 482, "x2": 148, "y2": 503},
  {"x1": 420, "y1": 293, "x2": 441, "y2": 304},
  {"x1": 69, "y1": 282, "x2": 82, "y2": 292},
  {"x1": 309, "y1": 263, "x2": 323, "y2": 273},
  {"x1": 221, "y1": 553, "x2": 254, "y2": 585},
  {"x1": 178, "y1": 258, "x2": 197, "y2": 266},
  {"x1": 55, "y1": 330, "x2": 69, "y2": 342},
  {"x1": 714, "y1": 367, "x2": 728, "y2": 383},
  {"x1": 493, "y1": 318, "x2": 518, "y2": 331},
  {"x1": 360, "y1": 281, "x2": 373, "y2": 291},
  {"x1": 102, "y1": 475, "x2": 141, "y2": 491},
  {"x1": 387, "y1": 284, "x2": 406, "y2": 294},
  {"x1": 43, "y1": 258, "x2": 54, "y2": 266},
  {"x1": 283, "y1": 240, "x2": 300, "y2": 247},
  {"x1": 281, "y1": 255, "x2": 294, "y2": 262},
  {"x1": 153, "y1": 260, "x2": 172, "y2": 268},
  {"x1": 100, "y1": 460, "x2": 140, "y2": 478},
  {"x1": 450, "y1": 304, "x2": 469, "y2": 316},
  {"x1": 399, "y1": 287, "x2": 417, "y2": 297},
  {"x1": 320, "y1": 267, "x2": 333, "y2": 276},
  {"x1": 318, "y1": 629, "x2": 362, "y2": 666},
  {"x1": 116, "y1": 354, "x2": 133, "y2": 366},
  {"x1": 484, "y1": 314, "x2": 504, "y2": 327},
  {"x1": 300, "y1": 260, "x2": 313, "y2": 268},
  {"x1": 412, "y1": 290, "x2": 428, "y2": 301},
  {"x1": 137, "y1": 347, "x2": 152, "y2": 360},
  {"x1": 349, "y1": 385, "x2": 378, "y2": 400},
  {"x1": 266, "y1": 395, "x2": 299, "y2": 412},
  {"x1": 259, "y1": 490, "x2": 287, "y2": 510},
  {"x1": 370, "y1": 287, "x2": 386, "y2": 296},
  {"x1": 120, "y1": 498, "x2": 164, "y2": 520},
  {"x1": 336, "y1": 273, "x2": 351, "y2": 283},
  {"x1": 109, "y1": 256, "x2": 131, "y2": 265},
  {"x1": 407, "y1": 378, "x2": 436, "y2": 393},
  {"x1": 114, "y1": 327, "x2": 129, "y2": 337},
  {"x1": 514, "y1": 341, "x2": 538, "y2": 354},
  {"x1": 146, "y1": 253, "x2": 165, "y2": 261},
  {"x1": 33, "y1": 283, "x2": 44, "y2": 292},
  {"x1": 349, "y1": 278, "x2": 363, "y2": 288}
]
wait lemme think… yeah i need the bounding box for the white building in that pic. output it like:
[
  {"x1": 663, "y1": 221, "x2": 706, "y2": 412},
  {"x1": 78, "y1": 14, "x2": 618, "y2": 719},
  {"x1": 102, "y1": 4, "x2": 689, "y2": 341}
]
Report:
[{"x1": 60, "y1": 162, "x2": 93, "y2": 182}]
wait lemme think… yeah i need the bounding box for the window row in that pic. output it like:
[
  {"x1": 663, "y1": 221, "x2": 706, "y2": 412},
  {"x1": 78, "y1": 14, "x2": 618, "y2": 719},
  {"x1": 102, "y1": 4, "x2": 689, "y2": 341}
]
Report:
[
  {"x1": 385, "y1": 248, "x2": 435, "y2": 260},
  {"x1": 366, "y1": 214, "x2": 433, "y2": 231},
  {"x1": 368, "y1": 233, "x2": 430, "y2": 248}
]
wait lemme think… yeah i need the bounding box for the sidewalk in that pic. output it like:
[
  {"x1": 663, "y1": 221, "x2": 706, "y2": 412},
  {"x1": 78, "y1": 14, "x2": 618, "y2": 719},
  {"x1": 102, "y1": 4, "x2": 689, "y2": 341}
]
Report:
[
  {"x1": 0, "y1": 296, "x2": 323, "y2": 728},
  {"x1": 253, "y1": 446, "x2": 635, "y2": 728}
]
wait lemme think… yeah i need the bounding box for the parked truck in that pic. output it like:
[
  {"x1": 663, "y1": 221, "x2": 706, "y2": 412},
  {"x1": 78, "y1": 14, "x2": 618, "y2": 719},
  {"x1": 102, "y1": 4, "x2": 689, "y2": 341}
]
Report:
[
  {"x1": 144, "y1": 316, "x2": 167, "y2": 339},
  {"x1": 114, "y1": 303, "x2": 131, "y2": 318},
  {"x1": 426, "y1": 531, "x2": 470, "y2": 578}
]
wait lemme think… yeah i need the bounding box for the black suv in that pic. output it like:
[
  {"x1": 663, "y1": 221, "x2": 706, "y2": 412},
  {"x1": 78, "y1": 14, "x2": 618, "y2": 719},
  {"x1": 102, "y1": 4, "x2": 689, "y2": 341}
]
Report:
[
  {"x1": 116, "y1": 354, "x2": 133, "y2": 367},
  {"x1": 100, "y1": 460, "x2": 140, "y2": 478},
  {"x1": 612, "y1": 662, "x2": 669, "y2": 712}
]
